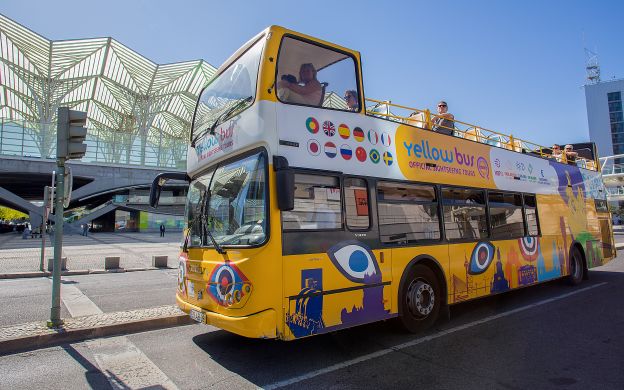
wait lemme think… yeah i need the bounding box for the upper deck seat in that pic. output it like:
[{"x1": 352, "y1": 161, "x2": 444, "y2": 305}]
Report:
[
  {"x1": 405, "y1": 112, "x2": 428, "y2": 129},
  {"x1": 464, "y1": 127, "x2": 485, "y2": 143}
]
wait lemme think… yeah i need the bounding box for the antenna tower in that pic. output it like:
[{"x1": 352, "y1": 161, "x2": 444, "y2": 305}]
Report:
[{"x1": 585, "y1": 48, "x2": 600, "y2": 84}]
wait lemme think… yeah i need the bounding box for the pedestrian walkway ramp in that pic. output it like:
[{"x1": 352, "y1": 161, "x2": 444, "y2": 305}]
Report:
[
  {"x1": 67, "y1": 202, "x2": 118, "y2": 233},
  {"x1": 600, "y1": 154, "x2": 624, "y2": 201}
]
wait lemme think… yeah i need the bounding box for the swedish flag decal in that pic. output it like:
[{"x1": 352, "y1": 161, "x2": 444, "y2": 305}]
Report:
[{"x1": 383, "y1": 151, "x2": 393, "y2": 166}]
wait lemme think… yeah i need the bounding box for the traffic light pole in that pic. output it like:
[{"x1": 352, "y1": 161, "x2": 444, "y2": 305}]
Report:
[
  {"x1": 48, "y1": 106, "x2": 87, "y2": 328},
  {"x1": 48, "y1": 158, "x2": 65, "y2": 327},
  {"x1": 39, "y1": 187, "x2": 49, "y2": 272}
]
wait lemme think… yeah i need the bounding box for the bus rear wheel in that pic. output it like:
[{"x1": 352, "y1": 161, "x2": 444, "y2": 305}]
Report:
[
  {"x1": 567, "y1": 246, "x2": 584, "y2": 286},
  {"x1": 399, "y1": 264, "x2": 441, "y2": 333}
]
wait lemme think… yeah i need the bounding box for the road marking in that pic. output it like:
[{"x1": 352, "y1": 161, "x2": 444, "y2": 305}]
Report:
[
  {"x1": 263, "y1": 282, "x2": 608, "y2": 390},
  {"x1": 60, "y1": 284, "x2": 103, "y2": 317},
  {"x1": 86, "y1": 336, "x2": 179, "y2": 390}
]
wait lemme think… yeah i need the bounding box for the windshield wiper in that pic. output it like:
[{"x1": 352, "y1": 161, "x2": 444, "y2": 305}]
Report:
[
  {"x1": 191, "y1": 96, "x2": 252, "y2": 147},
  {"x1": 201, "y1": 167, "x2": 226, "y2": 255},
  {"x1": 203, "y1": 215, "x2": 226, "y2": 255}
]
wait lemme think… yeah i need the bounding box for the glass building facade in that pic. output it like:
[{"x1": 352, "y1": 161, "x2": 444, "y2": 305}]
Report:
[{"x1": 0, "y1": 13, "x2": 216, "y2": 169}]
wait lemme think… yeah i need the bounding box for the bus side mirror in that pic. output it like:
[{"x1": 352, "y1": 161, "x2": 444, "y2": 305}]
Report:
[
  {"x1": 150, "y1": 172, "x2": 190, "y2": 208},
  {"x1": 274, "y1": 156, "x2": 294, "y2": 211}
]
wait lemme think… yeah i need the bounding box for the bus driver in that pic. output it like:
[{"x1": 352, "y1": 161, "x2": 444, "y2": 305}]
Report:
[{"x1": 277, "y1": 63, "x2": 323, "y2": 106}]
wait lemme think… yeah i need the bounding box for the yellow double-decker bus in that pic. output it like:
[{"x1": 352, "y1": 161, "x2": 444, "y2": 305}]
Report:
[{"x1": 150, "y1": 26, "x2": 615, "y2": 340}]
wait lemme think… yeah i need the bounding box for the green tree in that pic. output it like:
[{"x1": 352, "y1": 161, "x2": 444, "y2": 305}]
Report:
[{"x1": 0, "y1": 206, "x2": 27, "y2": 221}]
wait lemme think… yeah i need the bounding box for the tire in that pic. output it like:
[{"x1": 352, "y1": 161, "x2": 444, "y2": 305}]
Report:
[
  {"x1": 399, "y1": 264, "x2": 442, "y2": 333},
  {"x1": 567, "y1": 246, "x2": 584, "y2": 286}
]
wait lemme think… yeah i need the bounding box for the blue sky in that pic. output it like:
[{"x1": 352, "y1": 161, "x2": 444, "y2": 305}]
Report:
[{"x1": 3, "y1": 0, "x2": 622, "y2": 147}]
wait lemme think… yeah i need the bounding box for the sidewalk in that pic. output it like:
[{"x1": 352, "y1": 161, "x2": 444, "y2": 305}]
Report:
[
  {"x1": 0, "y1": 305, "x2": 193, "y2": 355},
  {"x1": 0, "y1": 231, "x2": 181, "y2": 274}
]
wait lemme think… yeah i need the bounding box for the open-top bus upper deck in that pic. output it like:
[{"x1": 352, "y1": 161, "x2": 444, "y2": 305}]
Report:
[{"x1": 188, "y1": 25, "x2": 606, "y2": 202}]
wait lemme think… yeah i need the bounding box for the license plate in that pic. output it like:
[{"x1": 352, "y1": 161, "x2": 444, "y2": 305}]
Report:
[{"x1": 189, "y1": 309, "x2": 206, "y2": 323}]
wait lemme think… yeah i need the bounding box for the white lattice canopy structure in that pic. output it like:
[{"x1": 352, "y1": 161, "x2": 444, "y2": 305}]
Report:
[{"x1": 0, "y1": 13, "x2": 216, "y2": 168}]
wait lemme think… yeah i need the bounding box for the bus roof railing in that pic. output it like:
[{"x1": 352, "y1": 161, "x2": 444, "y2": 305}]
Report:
[{"x1": 364, "y1": 98, "x2": 598, "y2": 171}]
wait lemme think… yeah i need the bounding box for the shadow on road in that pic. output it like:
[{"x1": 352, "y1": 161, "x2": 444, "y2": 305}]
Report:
[{"x1": 191, "y1": 268, "x2": 624, "y2": 388}]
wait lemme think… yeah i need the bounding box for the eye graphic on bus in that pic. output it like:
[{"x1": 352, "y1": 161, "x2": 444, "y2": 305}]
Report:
[
  {"x1": 468, "y1": 241, "x2": 495, "y2": 275},
  {"x1": 327, "y1": 241, "x2": 381, "y2": 283},
  {"x1": 207, "y1": 263, "x2": 251, "y2": 307}
]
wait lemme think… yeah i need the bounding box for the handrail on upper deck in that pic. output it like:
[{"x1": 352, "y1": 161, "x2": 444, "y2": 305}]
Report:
[{"x1": 364, "y1": 98, "x2": 598, "y2": 171}]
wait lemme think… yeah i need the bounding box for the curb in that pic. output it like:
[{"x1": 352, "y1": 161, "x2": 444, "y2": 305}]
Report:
[
  {"x1": 0, "y1": 313, "x2": 194, "y2": 356},
  {"x1": 0, "y1": 267, "x2": 173, "y2": 279}
]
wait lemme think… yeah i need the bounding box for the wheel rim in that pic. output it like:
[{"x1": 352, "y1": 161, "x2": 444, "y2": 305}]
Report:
[{"x1": 406, "y1": 279, "x2": 435, "y2": 318}]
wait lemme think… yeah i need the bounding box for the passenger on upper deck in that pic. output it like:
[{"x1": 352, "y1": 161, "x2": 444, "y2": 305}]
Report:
[
  {"x1": 431, "y1": 101, "x2": 454, "y2": 136},
  {"x1": 344, "y1": 90, "x2": 359, "y2": 111},
  {"x1": 564, "y1": 144, "x2": 578, "y2": 165},
  {"x1": 551, "y1": 144, "x2": 563, "y2": 162},
  {"x1": 277, "y1": 63, "x2": 323, "y2": 106}
]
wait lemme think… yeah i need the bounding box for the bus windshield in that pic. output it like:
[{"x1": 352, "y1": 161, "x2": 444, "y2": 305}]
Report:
[
  {"x1": 186, "y1": 151, "x2": 267, "y2": 248},
  {"x1": 192, "y1": 37, "x2": 264, "y2": 140}
]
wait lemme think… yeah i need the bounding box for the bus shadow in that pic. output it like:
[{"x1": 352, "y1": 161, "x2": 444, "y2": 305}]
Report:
[
  {"x1": 191, "y1": 269, "x2": 622, "y2": 388},
  {"x1": 192, "y1": 319, "x2": 405, "y2": 387}
]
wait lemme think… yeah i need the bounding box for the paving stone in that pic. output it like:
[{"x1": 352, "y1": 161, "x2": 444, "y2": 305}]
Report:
[{"x1": 0, "y1": 304, "x2": 185, "y2": 341}]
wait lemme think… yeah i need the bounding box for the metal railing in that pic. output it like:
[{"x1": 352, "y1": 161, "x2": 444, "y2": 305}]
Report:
[
  {"x1": 599, "y1": 154, "x2": 624, "y2": 175},
  {"x1": 0, "y1": 118, "x2": 187, "y2": 169},
  {"x1": 365, "y1": 98, "x2": 598, "y2": 171}
]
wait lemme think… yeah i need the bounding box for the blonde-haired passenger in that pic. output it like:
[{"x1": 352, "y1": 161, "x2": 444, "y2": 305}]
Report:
[{"x1": 277, "y1": 63, "x2": 323, "y2": 106}]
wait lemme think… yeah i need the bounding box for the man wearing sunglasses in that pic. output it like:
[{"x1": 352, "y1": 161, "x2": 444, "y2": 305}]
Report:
[
  {"x1": 431, "y1": 100, "x2": 454, "y2": 136},
  {"x1": 344, "y1": 90, "x2": 359, "y2": 112}
]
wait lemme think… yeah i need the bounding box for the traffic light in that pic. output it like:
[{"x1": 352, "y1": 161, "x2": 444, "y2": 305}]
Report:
[{"x1": 57, "y1": 107, "x2": 88, "y2": 160}]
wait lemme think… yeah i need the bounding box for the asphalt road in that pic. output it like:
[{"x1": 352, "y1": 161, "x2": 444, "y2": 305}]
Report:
[
  {"x1": 1, "y1": 255, "x2": 623, "y2": 389},
  {"x1": 0, "y1": 269, "x2": 177, "y2": 327}
]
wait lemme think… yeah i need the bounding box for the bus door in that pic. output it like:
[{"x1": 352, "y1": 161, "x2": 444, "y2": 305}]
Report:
[
  {"x1": 375, "y1": 181, "x2": 447, "y2": 309},
  {"x1": 281, "y1": 174, "x2": 393, "y2": 339},
  {"x1": 442, "y1": 187, "x2": 490, "y2": 302}
]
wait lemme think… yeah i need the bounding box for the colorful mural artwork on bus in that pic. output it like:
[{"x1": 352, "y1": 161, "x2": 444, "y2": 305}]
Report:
[
  {"x1": 286, "y1": 268, "x2": 325, "y2": 337},
  {"x1": 450, "y1": 237, "x2": 570, "y2": 303},
  {"x1": 325, "y1": 241, "x2": 390, "y2": 330},
  {"x1": 287, "y1": 241, "x2": 391, "y2": 337},
  {"x1": 490, "y1": 248, "x2": 510, "y2": 293}
]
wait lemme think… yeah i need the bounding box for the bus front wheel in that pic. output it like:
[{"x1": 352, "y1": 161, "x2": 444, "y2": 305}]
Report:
[
  {"x1": 399, "y1": 264, "x2": 441, "y2": 333},
  {"x1": 567, "y1": 246, "x2": 584, "y2": 286}
]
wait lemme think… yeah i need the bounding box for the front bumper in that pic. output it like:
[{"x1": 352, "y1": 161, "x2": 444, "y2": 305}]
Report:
[{"x1": 176, "y1": 294, "x2": 277, "y2": 339}]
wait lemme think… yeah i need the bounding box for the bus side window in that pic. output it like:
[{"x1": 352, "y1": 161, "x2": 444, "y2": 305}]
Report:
[
  {"x1": 344, "y1": 178, "x2": 370, "y2": 230},
  {"x1": 442, "y1": 187, "x2": 488, "y2": 241},
  {"x1": 377, "y1": 181, "x2": 440, "y2": 245},
  {"x1": 282, "y1": 174, "x2": 342, "y2": 230},
  {"x1": 523, "y1": 194, "x2": 540, "y2": 236},
  {"x1": 488, "y1": 191, "x2": 525, "y2": 239}
]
